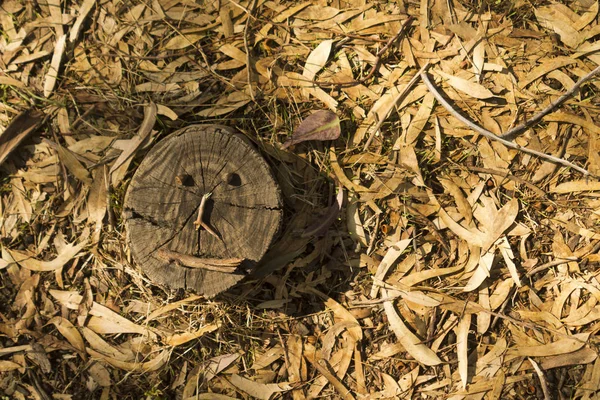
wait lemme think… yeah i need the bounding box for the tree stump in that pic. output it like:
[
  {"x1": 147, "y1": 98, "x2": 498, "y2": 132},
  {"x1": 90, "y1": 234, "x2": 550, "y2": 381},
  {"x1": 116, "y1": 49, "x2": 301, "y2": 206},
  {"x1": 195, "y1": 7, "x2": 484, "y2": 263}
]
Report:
[{"x1": 123, "y1": 125, "x2": 283, "y2": 297}]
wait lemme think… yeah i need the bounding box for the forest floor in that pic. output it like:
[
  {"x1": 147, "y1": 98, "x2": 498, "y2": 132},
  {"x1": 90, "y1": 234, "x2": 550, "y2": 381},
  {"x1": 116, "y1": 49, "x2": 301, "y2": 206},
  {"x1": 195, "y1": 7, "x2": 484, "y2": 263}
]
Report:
[{"x1": 2, "y1": 0, "x2": 600, "y2": 399}]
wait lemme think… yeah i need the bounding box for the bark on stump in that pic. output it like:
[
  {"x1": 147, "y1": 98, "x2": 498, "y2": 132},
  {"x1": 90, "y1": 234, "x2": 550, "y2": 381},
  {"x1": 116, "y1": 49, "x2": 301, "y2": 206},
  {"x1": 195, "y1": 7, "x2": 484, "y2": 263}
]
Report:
[{"x1": 123, "y1": 125, "x2": 282, "y2": 297}]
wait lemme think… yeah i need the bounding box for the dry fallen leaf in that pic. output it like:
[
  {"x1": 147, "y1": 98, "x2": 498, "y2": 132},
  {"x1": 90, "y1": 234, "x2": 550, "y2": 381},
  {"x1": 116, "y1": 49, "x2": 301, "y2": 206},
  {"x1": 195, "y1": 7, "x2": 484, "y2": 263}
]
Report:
[
  {"x1": 436, "y1": 69, "x2": 496, "y2": 99},
  {"x1": 0, "y1": 109, "x2": 45, "y2": 166},
  {"x1": 382, "y1": 289, "x2": 442, "y2": 366},
  {"x1": 282, "y1": 110, "x2": 341, "y2": 149}
]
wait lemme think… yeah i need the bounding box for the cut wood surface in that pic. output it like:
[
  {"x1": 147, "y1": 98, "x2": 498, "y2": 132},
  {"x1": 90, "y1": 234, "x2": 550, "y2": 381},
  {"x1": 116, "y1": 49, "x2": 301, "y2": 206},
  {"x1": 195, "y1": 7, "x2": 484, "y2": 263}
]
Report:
[{"x1": 124, "y1": 125, "x2": 282, "y2": 297}]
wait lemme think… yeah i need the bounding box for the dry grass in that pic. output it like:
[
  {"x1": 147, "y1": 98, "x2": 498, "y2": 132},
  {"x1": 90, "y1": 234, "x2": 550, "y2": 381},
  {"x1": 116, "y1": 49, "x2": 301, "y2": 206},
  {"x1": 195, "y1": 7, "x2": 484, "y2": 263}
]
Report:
[{"x1": 2, "y1": 0, "x2": 600, "y2": 399}]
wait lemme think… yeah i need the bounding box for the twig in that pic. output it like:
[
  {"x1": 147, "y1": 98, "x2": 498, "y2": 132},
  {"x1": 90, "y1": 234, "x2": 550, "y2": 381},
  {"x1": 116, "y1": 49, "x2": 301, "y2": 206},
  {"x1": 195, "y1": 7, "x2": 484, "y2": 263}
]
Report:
[
  {"x1": 526, "y1": 257, "x2": 579, "y2": 277},
  {"x1": 460, "y1": 165, "x2": 547, "y2": 198},
  {"x1": 200, "y1": 221, "x2": 221, "y2": 239},
  {"x1": 156, "y1": 249, "x2": 242, "y2": 273},
  {"x1": 419, "y1": 70, "x2": 594, "y2": 177},
  {"x1": 528, "y1": 358, "x2": 552, "y2": 400},
  {"x1": 315, "y1": 16, "x2": 415, "y2": 89},
  {"x1": 243, "y1": 0, "x2": 258, "y2": 101},
  {"x1": 194, "y1": 192, "x2": 212, "y2": 230},
  {"x1": 309, "y1": 358, "x2": 355, "y2": 400},
  {"x1": 500, "y1": 65, "x2": 600, "y2": 140},
  {"x1": 363, "y1": 62, "x2": 430, "y2": 150}
]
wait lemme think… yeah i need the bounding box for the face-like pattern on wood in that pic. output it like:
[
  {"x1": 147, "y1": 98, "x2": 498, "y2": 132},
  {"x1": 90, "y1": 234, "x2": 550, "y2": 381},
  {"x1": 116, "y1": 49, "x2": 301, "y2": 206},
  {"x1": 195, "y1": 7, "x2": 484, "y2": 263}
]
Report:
[{"x1": 124, "y1": 125, "x2": 283, "y2": 297}]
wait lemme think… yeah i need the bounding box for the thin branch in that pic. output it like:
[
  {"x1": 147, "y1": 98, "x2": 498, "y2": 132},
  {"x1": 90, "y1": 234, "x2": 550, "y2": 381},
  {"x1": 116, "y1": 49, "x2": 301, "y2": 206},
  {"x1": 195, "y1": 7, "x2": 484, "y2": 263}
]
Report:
[
  {"x1": 194, "y1": 192, "x2": 212, "y2": 230},
  {"x1": 419, "y1": 70, "x2": 594, "y2": 177},
  {"x1": 528, "y1": 358, "x2": 552, "y2": 400},
  {"x1": 526, "y1": 257, "x2": 579, "y2": 277},
  {"x1": 156, "y1": 249, "x2": 241, "y2": 273},
  {"x1": 501, "y1": 65, "x2": 600, "y2": 140},
  {"x1": 244, "y1": 0, "x2": 258, "y2": 101}
]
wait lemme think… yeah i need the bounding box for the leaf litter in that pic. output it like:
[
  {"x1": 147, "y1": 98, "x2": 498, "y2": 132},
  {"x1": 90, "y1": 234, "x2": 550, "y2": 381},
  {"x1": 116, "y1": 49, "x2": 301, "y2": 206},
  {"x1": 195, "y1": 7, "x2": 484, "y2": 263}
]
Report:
[{"x1": 2, "y1": 0, "x2": 600, "y2": 398}]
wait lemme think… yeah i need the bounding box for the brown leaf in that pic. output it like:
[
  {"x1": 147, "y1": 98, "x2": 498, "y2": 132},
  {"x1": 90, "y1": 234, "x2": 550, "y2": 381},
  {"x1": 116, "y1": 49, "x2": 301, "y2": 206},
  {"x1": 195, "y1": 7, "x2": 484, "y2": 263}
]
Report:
[
  {"x1": 382, "y1": 289, "x2": 443, "y2": 366},
  {"x1": 282, "y1": 110, "x2": 340, "y2": 149},
  {"x1": 6, "y1": 236, "x2": 88, "y2": 272},
  {"x1": 0, "y1": 109, "x2": 45, "y2": 167},
  {"x1": 301, "y1": 184, "x2": 344, "y2": 237},
  {"x1": 87, "y1": 348, "x2": 170, "y2": 372}
]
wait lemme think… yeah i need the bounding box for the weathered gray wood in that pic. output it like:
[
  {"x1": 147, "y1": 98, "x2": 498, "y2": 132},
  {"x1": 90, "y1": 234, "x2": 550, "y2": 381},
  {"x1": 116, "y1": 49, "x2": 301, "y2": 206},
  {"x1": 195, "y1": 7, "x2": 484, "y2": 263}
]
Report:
[{"x1": 123, "y1": 125, "x2": 282, "y2": 297}]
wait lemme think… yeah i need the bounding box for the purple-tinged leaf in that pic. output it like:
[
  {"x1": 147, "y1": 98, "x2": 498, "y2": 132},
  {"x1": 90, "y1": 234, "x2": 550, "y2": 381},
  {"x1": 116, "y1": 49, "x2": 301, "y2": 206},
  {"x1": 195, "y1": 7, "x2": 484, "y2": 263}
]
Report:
[{"x1": 282, "y1": 110, "x2": 340, "y2": 149}]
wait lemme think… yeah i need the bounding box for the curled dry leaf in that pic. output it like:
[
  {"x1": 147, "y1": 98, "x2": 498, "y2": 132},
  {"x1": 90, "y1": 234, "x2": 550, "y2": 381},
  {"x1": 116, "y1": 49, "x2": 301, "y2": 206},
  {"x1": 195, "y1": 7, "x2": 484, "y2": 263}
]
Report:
[
  {"x1": 370, "y1": 238, "x2": 412, "y2": 298},
  {"x1": 5, "y1": 237, "x2": 88, "y2": 272},
  {"x1": 382, "y1": 289, "x2": 442, "y2": 366},
  {"x1": 0, "y1": 109, "x2": 45, "y2": 167},
  {"x1": 87, "y1": 348, "x2": 170, "y2": 372},
  {"x1": 47, "y1": 316, "x2": 86, "y2": 356},
  {"x1": 282, "y1": 110, "x2": 340, "y2": 149},
  {"x1": 50, "y1": 290, "x2": 157, "y2": 339},
  {"x1": 306, "y1": 287, "x2": 363, "y2": 342},
  {"x1": 163, "y1": 322, "x2": 220, "y2": 346}
]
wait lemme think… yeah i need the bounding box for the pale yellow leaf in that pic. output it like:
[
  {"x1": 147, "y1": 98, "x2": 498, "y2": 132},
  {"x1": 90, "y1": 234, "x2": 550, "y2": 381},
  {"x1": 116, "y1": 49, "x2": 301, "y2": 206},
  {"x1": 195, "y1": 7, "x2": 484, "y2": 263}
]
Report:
[
  {"x1": 540, "y1": 347, "x2": 597, "y2": 370},
  {"x1": 157, "y1": 104, "x2": 178, "y2": 120},
  {"x1": 0, "y1": 360, "x2": 22, "y2": 372},
  {"x1": 370, "y1": 238, "x2": 412, "y2": 298},
  {"x1": 44, "y1": 34, "x2": 67, "y2": 97},
  {"x1": 383, "y1": 289, "x2": 442, "y2": 366},
  {"x1": 489, "y1": 278, "x2": 514, "y2": 310},
  {"x1": 439, "y1": 177, "x2": 472, "y2": 224},
  {"x1": 436, "y1": 69, "x2": 495, "y2": 99},
  {"x1": 164, "y1": 323, "x2": 220, "y2": 346},
  {"x1": 456, "y1": 314, "x2": 471, "y2": 389},
  {"x1": 303, "y1": 39, "x2": 333, "y2": 81},
  {"x1": 535, "y1": 6, "x2": 582, "y2": 48},
  {"x1": 551, "y1": 180, "x2": 600, "y2": 193},
  {"x1": 6, "y1": 237, "x2": 88, "y2": 272},
  {"x1": 0, "y1": 75, "x2": 25, "y2": 88},
  {"x1": 400, "y1": 264, "x2": 464, "y2": 288},
  {"x1": 109, "y1": 102, "x2": 157, "y2": 174},
  {"x1": 219, "y1": 43, "x2": 247, "y2": 64},
  {"x1": 56, "y1": 143, "x2": 92, "y2": 185},
  {"x1": 88, "y1": 362, "x2": 111, "y2": 387},
  {"x1": 305, "y1": 287, "x2": 363, "y2": 341},
  {"x1": 70, "y1": 0, "x2": 95, "y2": 42},
  {"x1": 477, "y1": 286, "x2": 491, "y2": 335},
  {"x1": 146, "y1": 295, "x2": 201, "y2": 322},
  {"x1": 50, "y1": 290, "x2": 157, "y2": 339},
  {"x1": 498, "y1": 236, "x2": 521, "y2": 287},
  {"x1": 463, "y1": 250, "x2": 495, "y2": 292},
  {"x1": 508, "y1": 333, "x2": 590, "y2": 357}
]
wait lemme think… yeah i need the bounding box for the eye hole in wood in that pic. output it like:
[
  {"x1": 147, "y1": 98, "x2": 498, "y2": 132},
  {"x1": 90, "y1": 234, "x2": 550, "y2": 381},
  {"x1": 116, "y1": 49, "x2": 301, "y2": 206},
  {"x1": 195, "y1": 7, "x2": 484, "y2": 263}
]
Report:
[
  {"x1": 175, "y1": 174, "x2": 194, "y2": 186},
  {"x1": 224, "y1": 172, "x2": 242, "y2": 187}
]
